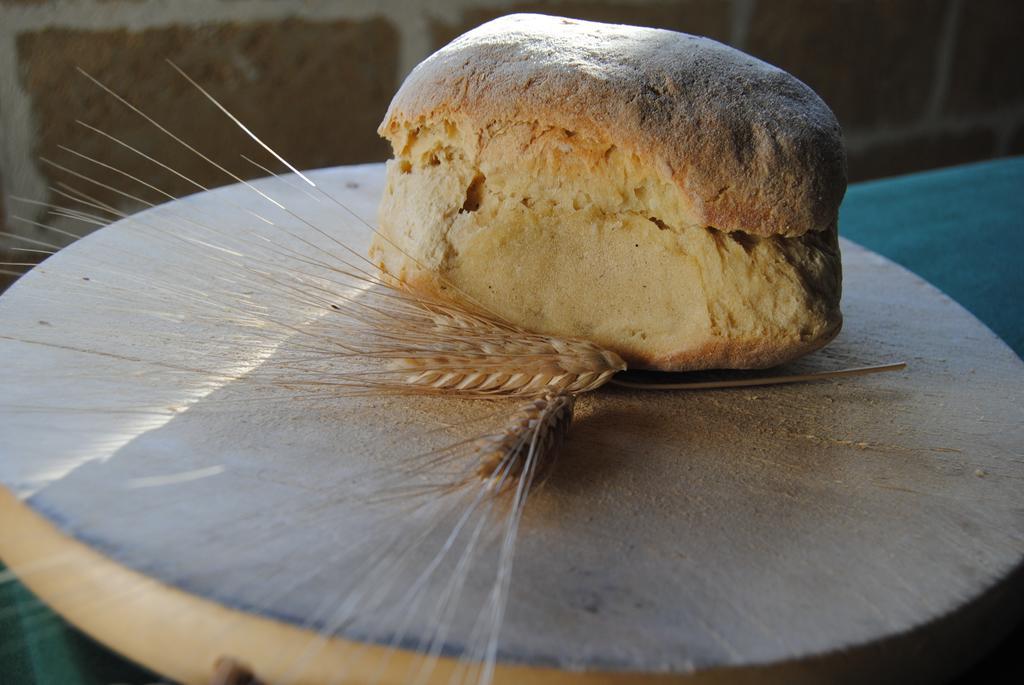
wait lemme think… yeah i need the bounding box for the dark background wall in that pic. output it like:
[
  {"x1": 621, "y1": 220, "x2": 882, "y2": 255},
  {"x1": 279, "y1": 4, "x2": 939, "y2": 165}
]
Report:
[{"x1": 1, "y1": 0, "x2": 1021, "y2": 289}]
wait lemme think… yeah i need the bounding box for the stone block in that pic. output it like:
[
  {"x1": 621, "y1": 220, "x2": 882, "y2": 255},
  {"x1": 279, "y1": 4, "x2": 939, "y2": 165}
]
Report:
[
  {"x1": 847, "y1": 128, "x2": 996, "y2": 181},
  {"x1": 431, "y1": 0, "x2": 732, "y2": 50},
  {"x1": 17, "y1": 17, "x2": 398, "y2": 210},
  {"x1": 746, "y1": 0, "x2": 947, "y2": 129},
  {"x1": 944, "y1": 0, "x2": 1024, "y2": 115}
]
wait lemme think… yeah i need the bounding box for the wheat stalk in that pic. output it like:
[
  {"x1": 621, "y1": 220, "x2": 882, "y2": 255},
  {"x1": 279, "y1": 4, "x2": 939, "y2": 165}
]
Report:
[{"x1": 609, "y1": 362, "x2": 907, "y2": 390}]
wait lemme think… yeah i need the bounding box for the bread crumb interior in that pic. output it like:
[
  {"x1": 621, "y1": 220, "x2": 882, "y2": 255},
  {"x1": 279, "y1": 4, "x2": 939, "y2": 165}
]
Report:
[{"x1": 373, "y1": 120, "x2": 841, "y2": 369}]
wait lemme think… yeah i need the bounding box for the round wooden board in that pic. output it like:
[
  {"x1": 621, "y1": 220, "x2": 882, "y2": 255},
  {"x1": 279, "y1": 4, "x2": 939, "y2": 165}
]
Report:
[{"x1": 2, "y1": 164, "x2": 1023, "y2": 685}]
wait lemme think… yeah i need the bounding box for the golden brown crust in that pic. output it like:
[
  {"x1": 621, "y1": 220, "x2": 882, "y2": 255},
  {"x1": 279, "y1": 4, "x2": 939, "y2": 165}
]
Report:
[
  {"x1": 380, "y1": 13, "x2": 847, "y2": 238},
  {"x1": 642, "y1": 314, "x2": 844, "y2": 371}
]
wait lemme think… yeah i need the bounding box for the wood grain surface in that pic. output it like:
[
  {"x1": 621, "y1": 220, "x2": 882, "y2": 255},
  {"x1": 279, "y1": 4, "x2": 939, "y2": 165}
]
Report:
[{"x1": 1, "y1": 164, "x2": 1022, "y2": 684}]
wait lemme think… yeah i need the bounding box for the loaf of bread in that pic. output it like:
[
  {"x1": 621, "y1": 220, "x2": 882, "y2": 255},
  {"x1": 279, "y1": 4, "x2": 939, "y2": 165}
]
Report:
[{"x1": 372, "y1": 13, "x2": 845, "y2": 370}]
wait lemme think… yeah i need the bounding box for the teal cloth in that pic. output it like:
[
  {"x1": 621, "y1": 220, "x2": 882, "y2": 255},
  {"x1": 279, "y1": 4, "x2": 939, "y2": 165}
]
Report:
[
  {"x1": 0, "y1": 574, "x2": 158, "y2": 684},
  {"x1": 2, "y1": 157, "x2": 1023, "y2": 684},
  {"x1": 840, "y1": 157, "x2": 1024, "y2": 356}
]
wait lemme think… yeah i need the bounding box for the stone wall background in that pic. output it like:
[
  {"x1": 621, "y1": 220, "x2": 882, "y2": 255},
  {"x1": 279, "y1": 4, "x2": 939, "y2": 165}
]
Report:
[{"x1": 1, "y1": 0, "x2": 1021, "y2": 287}]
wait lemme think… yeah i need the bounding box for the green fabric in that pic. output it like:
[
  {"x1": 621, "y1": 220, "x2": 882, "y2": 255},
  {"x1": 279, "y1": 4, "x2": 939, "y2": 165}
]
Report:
[
  {"x1": 0, "y1": 568, "x2": 159, "y2": 684},
  {"x1": 840, "y1": 156, "x2": 1024, "y2": 356},
  {"x1": 2, "y1": 157, "x2": 1022, "y2": 683}
]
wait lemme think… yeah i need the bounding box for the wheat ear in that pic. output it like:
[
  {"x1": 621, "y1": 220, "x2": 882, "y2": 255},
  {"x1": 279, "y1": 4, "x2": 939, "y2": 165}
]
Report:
[
  {"x1": 474, "y1": 392, "x2": 576, "y2": 492},
  {"x1": 317, "y1": 280, "x2": 627, "y2": 398}
]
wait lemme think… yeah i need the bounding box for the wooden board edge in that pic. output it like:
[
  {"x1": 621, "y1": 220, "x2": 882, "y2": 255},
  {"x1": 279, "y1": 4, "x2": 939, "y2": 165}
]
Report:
[
  {"x1": 3, "y1": 482, "x2": 1023, "y2": 685},
  {"x1": 0, "y1": 486, "x2": 689, "y2": 684}
]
